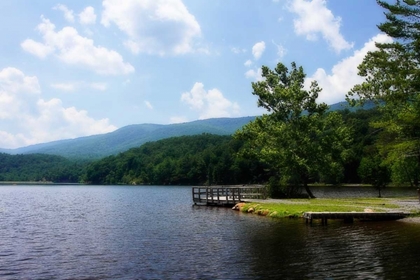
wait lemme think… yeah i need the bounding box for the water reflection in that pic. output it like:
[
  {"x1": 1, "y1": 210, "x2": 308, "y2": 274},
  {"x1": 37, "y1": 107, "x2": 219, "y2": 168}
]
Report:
[{"x1": 0, "y1": 185, "x2": 419, "y2": 279}]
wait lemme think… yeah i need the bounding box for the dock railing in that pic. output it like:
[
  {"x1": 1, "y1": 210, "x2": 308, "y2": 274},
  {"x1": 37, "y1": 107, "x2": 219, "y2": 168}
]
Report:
[{"x1": 192, "y1": 185, "x2": 266, "y2": 206}]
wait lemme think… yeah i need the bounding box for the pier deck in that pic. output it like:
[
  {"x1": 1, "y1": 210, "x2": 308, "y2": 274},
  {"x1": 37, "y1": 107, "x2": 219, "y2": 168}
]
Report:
[
  {"x1": 303, "y1": 212, "x2": 409, "y2": 225},
  {"x1": 192, "y1": 185, "x2": 266, "y2": 206}
]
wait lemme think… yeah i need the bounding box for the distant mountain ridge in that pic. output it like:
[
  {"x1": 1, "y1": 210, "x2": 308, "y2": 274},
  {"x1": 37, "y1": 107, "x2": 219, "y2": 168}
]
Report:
[
  {"x1": 2, "y1": 116, "x2": 257, "y2": 159},
  {"x1": 0, "y1": 101, "x2": 374, "y2": 159}
]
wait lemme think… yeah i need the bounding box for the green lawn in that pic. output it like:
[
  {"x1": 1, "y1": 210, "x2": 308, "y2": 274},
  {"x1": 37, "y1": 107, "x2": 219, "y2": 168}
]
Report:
[{"x1": 240, "y1": 198, "x2": 417, "y2": 218}]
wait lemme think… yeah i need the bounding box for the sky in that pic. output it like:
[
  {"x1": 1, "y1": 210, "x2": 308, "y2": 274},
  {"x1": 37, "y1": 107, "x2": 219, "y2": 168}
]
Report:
[{"x1": 0, "y1": 0, "x2": 392, "y2": 149}]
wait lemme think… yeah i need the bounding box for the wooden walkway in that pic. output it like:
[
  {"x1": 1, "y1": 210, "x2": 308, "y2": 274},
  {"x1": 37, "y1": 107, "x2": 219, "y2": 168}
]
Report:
[
  {"x1": 303, "y1": 212, "x2": 409, "y2": 225},
  {"x1": 192, "y1": 185, "x2": 266, "y2": 206}
]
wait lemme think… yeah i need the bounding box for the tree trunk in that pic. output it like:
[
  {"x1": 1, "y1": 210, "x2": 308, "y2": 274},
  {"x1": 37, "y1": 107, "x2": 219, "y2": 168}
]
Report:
[{"x1": 304, "y1": 182, "x2": 316, "y2": 198}]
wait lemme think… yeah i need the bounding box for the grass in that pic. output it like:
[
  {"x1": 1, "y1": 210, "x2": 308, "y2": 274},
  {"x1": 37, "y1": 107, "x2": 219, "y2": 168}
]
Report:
[{"x1": 239, "y1": 197, "x2": 412, "y2": 219}]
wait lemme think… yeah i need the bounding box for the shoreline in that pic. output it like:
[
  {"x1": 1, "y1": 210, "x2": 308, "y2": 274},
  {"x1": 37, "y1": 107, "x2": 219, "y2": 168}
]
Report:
[{"x1": 233, "y1": 197, "x2": 420, "y2": 222}]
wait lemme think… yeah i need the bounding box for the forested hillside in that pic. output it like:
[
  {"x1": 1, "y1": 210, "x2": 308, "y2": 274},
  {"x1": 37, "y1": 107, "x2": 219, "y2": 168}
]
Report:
[
  {"x1": 83, "y1": 107, "x2": 419, "y2": 195},
  {"x1": 83, "y1": 134, "x2": 269, "y2": 185},
  {"x1": 0, "y1": 153, "x2": 87, "y2": 182},
  {"x1": 3, "y1": 117, "x2": 256, "y2": 159}
]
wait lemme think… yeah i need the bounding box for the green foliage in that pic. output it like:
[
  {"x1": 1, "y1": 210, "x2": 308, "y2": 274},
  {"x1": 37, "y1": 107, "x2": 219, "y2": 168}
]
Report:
[
  {"x1": 358, "y1": 146, "x2": 391, "y2": 197},
  {"x1": 83, "y1": 134, "x2": 269, "y2": 185},
  {"x1": 348, "y1": 0, "x2": 420, "y2": 187},
  {"x1": 240, "y1": 198, "x2": 402, "y2": 219},
  {"x1": 236, "y1": 62, "x2": 352, "y2": 198},
  {"x1": 338, "y1": 108, "x2": 383, "y2": 183},
  {"x1": 0, "y1": 153, "x2": 87, "y2": 182}
]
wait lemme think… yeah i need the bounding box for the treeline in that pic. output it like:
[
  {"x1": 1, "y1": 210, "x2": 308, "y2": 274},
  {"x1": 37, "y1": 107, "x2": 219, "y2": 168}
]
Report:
[
  {"x1": 84, "y1": 134, "x2": 269, "y2": 185},
  {"x1": 0, "y1": 108, "x2": 416, "y2": 189},
  {"x1": 0, "y1": 153, "x2": 88, "y2": 183},
  {"x1": 82, "y1": 107, "x2": 389, "y2": 186}
]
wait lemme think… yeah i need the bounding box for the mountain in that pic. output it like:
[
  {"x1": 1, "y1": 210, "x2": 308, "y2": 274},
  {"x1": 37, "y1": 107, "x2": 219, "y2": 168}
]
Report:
[
  {"x1": 2, "y1": 101, "x2": 376, "y2": 159},
  {"x1": 3, "y1": 116, "x2": 256, "y2": 159},
  {"x1": 328, "y1": 100, "x2": 376, "y2": 112}
]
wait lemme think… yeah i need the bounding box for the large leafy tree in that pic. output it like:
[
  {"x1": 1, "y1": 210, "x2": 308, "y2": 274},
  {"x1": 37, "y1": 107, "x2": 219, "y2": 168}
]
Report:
[
  {"x1": 347, "y1": 0, "x2": 420, "y2": 186},
  {"x1": 236, "y1": 62, "x2": 351, "y2": 198}
]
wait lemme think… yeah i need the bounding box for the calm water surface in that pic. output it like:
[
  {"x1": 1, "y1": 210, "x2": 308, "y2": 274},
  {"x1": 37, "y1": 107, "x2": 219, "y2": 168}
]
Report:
[{"x1": 0, "y1": 185, "x2": 419, "y2": 279}]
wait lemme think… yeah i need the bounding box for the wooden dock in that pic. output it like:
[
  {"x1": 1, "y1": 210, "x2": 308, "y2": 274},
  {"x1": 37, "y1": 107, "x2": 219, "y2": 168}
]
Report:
[
  {"x1": 303, "y1": 212, "x2": 409, "y2": 225},
  {"x1": 192, "y1": 185, "x2": 266, "y2": 206}
]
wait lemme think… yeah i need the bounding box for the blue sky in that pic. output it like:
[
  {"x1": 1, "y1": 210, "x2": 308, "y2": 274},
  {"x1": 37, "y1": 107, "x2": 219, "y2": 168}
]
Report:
[{"x1": 0, "y1": 0, "x2": 392, "y2": 149}]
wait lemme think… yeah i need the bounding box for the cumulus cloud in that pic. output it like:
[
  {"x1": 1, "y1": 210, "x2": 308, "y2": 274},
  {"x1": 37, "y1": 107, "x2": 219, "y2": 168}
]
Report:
[
  {"x1": 0, "y1": 67, "x2": 116, "y2": 149},
  {"x1": 21, "y1": 16, "x2": 134, "y2": 75},
  {"x1": 244, "y1": 60, "x2": 253, "y2": 67},
  {"x1": 53, "y1": 4, "x2": 75, "y2": 23},
  {"x1": 289, "y1": 0, "x2": 353, "y2": 53},
  {"x1": 181, "y1": 82, "x2": 240, "y2": 119},
  {"x1": 252, "y1": 41, "x2": 266, "y2": 60},
  {"x1": 0, "y1": 68, "x2": 40, "y2": 95},
  {"x1": 245, "y1": 68, "x2": 263, "y2": 82},
  {"x1": 20, "y1": 39, "x2": 54, "y2": 59},
  {"x1": 101, "y1": 0, "x2": 202, "y2": 56},
  {"x1": 79, "y1": 6, "x2": 96, "y2": 25},
  {"x1": 307, "y1": 33, "x2": 393, "y2": 104}
]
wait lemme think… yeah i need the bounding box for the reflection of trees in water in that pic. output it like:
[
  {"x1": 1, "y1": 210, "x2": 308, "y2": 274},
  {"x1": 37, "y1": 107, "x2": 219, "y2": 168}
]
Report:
[{"x1": 244, "y1": 219, "x2": 420, "y2": 279}]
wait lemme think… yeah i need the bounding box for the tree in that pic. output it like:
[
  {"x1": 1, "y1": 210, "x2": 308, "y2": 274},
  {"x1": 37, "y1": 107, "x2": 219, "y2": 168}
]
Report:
[
  {"x1": 358, "y1": 146, "x2": 391, "y2": 197},
  {"x1": 236, "y1": 62, "x2": 351, "y2": 198},
  {"x1": 347, "y1": 0, "x2": 420, "y2": 187}
]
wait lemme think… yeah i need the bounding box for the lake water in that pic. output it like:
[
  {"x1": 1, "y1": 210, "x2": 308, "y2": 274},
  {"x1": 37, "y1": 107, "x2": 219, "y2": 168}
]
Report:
[{"x1": 1, "y1": 185, "x2": 420, "y2": 279}]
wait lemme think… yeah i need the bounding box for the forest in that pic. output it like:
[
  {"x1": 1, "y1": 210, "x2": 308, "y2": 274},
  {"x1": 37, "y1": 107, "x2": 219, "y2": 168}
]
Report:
[{"x1": 0, "y1": 153, "x2": 88, "y2": 183}]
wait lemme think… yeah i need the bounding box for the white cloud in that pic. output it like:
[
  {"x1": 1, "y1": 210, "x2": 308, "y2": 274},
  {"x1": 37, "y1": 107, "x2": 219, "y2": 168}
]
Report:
[
  {"x1": 0, "y1": 68, "x2": 40, "y2": 120},
  {"x1": 0, "y1": 68, "x2": 40, "y2": 95},
  {"x1": 145, "y1": 100, "x2": 153, "y2": 109},
  {"x1": 231, "y1": 47, "x2": 247, "y2": 54},
  {"x1": 21, "y1": 16, "x2": 134, "y2": 75},
  {"x1": 0, "y1": 67, "x2": 116, "y2": 149},
  {"x1": 79, "y1": 6, "x2": 97, "y2": 25},
  {"x1": 307, "y1": 33, "x2": 393, "y2": 104},
  {"x1": 90, "y1": 83, "x2": 107, "y2": 91},
  {"x1": 53, "y1": 4, "x2": 75, "y2": 23},
  {"x1": 272, "y1": 40, "x2": 287, "y2": 59},
  {"x1": 289, "y1": 0, "x2": 353, "y2": 53},
  {"x1": 170, "y1": 116, "x2": 188, "y2": 123},
  {"x1": 51, "y1": 83, "x2": 76, "y2": 92},
  {"x1": 51, "y1": 82, "x2": 108, "y2": 92},
  {"x1": 20, "y1": 39, "x2": 54, "y2": 59},
  {"x1": 181, "y1": 82, "x2": 240, "y2": 119},
  {"x1": 244, "y1": 60, "x2": 253, "y2": 67},
  {"x1": 252, "y1": 41, "x2": 266, "y2": 60},
  {"x1": 101, "y1": 0, "x2": 202, "y2": 56},
  {"x1": 245, "y1": 68, "x2": 263, "y2": 82}
]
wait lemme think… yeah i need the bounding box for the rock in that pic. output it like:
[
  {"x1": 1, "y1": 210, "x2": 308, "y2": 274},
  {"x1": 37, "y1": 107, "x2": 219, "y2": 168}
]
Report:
[
  {"x1": 263, "y1": 210, "x2": 270, "y2": 216},
  {"x1": 257, "y1": 210, "x2": 270, "y2": 216},
  {"x1": 232, "y1": 203, "x2": 246, "y2": 211},
  {"x1": 247, "y1": 207, "x2": 254, "y2": 213}
]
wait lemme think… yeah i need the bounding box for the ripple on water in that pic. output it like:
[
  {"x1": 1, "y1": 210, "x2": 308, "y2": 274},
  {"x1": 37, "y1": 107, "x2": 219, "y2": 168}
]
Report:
[{"x1": 0, "y1": 185, "x2": 420, "y2": 279}]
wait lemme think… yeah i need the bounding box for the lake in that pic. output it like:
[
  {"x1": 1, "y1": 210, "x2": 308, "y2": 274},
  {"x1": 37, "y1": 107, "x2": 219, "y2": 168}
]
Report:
[{"x1": 1, "y1": 185, "x2": 419, "y2": 279}]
